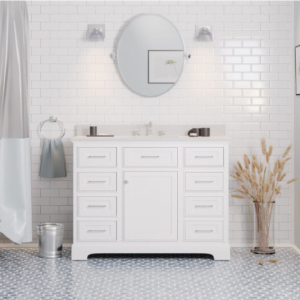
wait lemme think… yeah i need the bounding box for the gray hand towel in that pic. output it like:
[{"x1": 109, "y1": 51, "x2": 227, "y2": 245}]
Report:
[{"x1": 39, "y1": 138, "x2": 67, "y2": 178}]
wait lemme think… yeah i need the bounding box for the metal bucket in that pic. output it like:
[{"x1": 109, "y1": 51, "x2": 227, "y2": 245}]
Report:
[{"x1": 37, "y1": 223, "x2": 64, "y2": 258}]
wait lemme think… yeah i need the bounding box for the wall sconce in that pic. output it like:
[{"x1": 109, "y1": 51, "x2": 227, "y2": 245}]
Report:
[
  {"x1": 195, "y1": 25, "x2": 213, "y2": 41},
  {"x1": 87, "y1": 24, "x2": 105, "y2": 41}
]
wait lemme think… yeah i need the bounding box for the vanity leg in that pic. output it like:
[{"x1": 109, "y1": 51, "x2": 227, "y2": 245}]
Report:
[
  {"x1": 71, "y1": 244, "x2": 89, "y2": 261},
  {"x1": 211, "y1": 245, "x2": 231, "y2": 261}
]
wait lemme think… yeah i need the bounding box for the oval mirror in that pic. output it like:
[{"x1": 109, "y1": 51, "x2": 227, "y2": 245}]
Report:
[{"x1": 117, "y1": 14, "x2": 184, "y2": 97}]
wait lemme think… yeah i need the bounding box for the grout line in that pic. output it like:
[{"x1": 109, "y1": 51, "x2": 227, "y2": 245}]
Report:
[
  {"x1": 230, "y1": 243, "x2": 294, "y2": 248},
  {"x1": 0, "y1": 243, "x2": 296, "y2": 250}
]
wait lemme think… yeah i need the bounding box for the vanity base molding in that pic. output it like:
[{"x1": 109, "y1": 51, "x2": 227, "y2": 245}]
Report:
[
  {"x1": 71, "y1": 137, "x2": 230, "y2": 261},
  {"x1": 72, "y1": 243, "x2": 230, "y2": 261}
]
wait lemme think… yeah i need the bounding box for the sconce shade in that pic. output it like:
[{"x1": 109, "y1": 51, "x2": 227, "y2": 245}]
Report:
[
  {"x1": 195, "y1": 25, "x2": 213, "y2": 41},
  {"x1": 87, "y1": 24, "x2": 105, "y2": 40}
]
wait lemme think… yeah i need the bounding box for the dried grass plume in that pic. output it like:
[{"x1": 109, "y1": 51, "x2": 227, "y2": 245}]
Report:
[{"x1": 230, "y1": 139, "x2": 296, "y2": 203}]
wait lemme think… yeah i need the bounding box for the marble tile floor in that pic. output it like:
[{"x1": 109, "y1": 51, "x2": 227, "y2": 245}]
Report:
[{"x1": 0, "y1": 247, "x2": 299, "y2": 300}]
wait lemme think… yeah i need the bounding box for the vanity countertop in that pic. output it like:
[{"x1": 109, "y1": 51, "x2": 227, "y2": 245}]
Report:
[{"x1": 72, "y1": 136, "x2": 231, "y2": 142}]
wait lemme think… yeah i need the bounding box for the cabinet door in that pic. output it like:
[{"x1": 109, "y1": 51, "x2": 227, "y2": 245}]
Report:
[{"x1": 124, "y1": 172, "x2": 177, "y2": 241}]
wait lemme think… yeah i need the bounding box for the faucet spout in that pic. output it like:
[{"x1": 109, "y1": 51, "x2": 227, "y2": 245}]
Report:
[{"x1": 148, "y1": 121, "x2": 152, "y2": 136}]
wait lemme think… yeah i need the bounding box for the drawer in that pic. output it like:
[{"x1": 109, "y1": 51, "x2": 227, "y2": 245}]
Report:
[
  {"x1": 78, "y1": 221, "x2": 116, "y2": 242},
  {"x1": 185, "y1": 173, "x2": 223, "y2": 191},
  {"x1": 185, "y1": 196, "x2": 223, "y2": 217},
  {"x1": 78, "y1": 196, "x2": 117, "y2": 217},
  {"x1": 78, "y1": 147, "x2": 116, "y2": 167},
  {"x1": 185, "y1": 147, "x2": 223, "y2": 166},
  {"x1": 124, "y1": 147, "x2": 177, "y2": 167},
  {"x1": 185, "y1": 221, "x2": 223, "y2": 241},
  {"x1": 78, "y1": 173, "x2": 117, "y2": 191}
]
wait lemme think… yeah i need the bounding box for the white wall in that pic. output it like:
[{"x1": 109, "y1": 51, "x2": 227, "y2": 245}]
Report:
[
  {"x1": 294, "y1": 1, "x2": 300, "y2": 249},
  {"x1": 0, "y1": 0, "x2": 294, "y2": 245}
]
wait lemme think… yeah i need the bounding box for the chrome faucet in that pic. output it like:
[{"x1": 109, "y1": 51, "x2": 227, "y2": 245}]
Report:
[{"x1": 148, "y1": 121, "x2": 152, "y2": 136}]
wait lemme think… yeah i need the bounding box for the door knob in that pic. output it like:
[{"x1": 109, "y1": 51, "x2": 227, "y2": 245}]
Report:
[{"x1": 124, "y1": 180, "x2": 129, "y2": 184}]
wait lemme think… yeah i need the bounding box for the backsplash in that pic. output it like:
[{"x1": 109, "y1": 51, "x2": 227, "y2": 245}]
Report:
[{"x1": 0, "y1": 1, "x2": 293, "y2": 245}]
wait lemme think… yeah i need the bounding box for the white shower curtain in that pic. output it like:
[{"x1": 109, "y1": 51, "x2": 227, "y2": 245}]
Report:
[{"x1": 0, "y1": 1, "x2": 32, "y2": 244}]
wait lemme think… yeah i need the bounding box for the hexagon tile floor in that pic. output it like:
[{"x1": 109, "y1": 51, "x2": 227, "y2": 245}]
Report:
[{"x1": 0, "y1": 248, "x2": 300, "y2": 300}]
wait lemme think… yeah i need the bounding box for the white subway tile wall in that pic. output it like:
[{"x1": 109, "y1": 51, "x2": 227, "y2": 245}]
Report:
[{"x1": 0, "y1": 1, "x2": 294, "y2": 245}]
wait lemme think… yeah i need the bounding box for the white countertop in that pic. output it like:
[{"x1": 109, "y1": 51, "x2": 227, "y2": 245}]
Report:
[{"x1": 72, "y1": 136, "x2": 231, "y2": 142}]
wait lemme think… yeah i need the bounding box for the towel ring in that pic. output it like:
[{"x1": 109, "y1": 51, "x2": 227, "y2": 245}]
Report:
[{"x1": 39, "y1": 116, "x2": 65, "y2": 139}]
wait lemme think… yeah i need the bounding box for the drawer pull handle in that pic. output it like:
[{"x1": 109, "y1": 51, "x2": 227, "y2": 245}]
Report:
[
  {"x1": 88, "y1": 181, "x2": 106, "y2": 184},
  {"x1": 88, "y1": 205, "x2": 106, "y2": 208},
  {"x1": 141, "y1": 156, "x2": 160, "y2": 158},
  {"x1": 88, "y1": 156, "x2": 106, "y2": 158},
  {"x1": 87, "y1": 230, "x2": 106, "y2": 233},
  {"x1": 195, "y1": 205, "x2": 213, "y2": 208},
  {"x1": 195, "y1": 230, "x2": 213, "y2": 233},
  {"x1": 195, "y1": 156, "x2": 214, "y2": 158},
  {"x1": 194, "y1": 181, "x2": 213, "y2": 184}
]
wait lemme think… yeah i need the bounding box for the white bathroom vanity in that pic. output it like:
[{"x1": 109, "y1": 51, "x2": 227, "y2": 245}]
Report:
[{"x1": 72, "y1": 131, "x2": 230, "y2": 261}]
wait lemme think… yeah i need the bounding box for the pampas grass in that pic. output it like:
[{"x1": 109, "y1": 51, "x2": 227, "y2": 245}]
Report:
[
  {"x1": 231, "y1": 138, "x2": 297, "y2": 253},
  {"x1": 231, "y1": 138, "x2": 296, "y2": 203}
]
